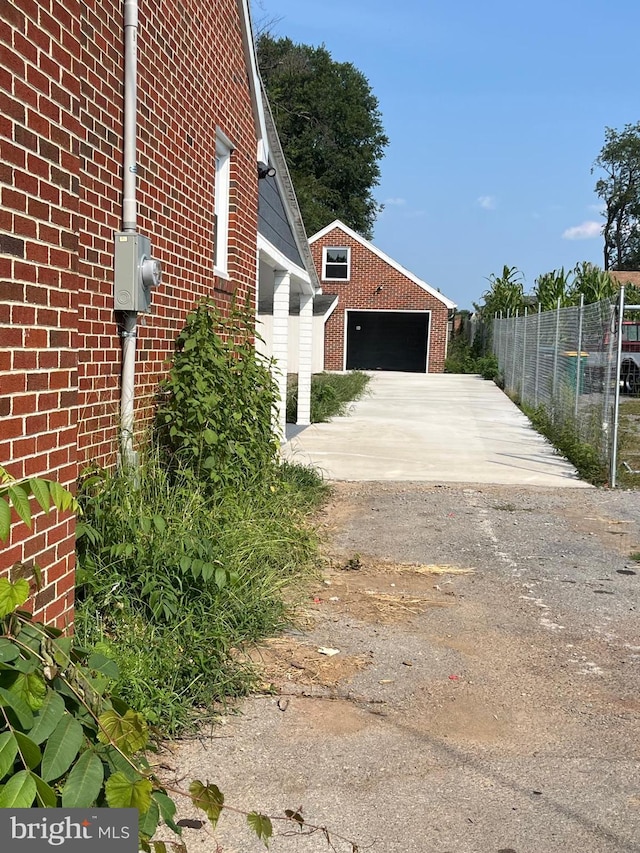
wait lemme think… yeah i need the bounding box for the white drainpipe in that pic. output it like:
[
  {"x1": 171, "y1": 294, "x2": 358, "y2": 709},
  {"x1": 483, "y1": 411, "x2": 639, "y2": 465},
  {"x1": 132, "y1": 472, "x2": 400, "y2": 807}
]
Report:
[{"x1": 120, "y1": 0, "x2": 139, "y2": 468}]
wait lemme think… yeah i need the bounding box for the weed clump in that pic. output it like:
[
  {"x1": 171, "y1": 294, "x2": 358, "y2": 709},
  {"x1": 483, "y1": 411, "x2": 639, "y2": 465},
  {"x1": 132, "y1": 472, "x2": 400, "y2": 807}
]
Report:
[
  {"x1": 286, "y1": 371, "x2": 370, "y2": 423},
  {"x1": 522, "y1": 403, "x2": 608, "y2": 485},
  {"x1": 76, "y1": 302, "x2": 327, "y2": 733}
]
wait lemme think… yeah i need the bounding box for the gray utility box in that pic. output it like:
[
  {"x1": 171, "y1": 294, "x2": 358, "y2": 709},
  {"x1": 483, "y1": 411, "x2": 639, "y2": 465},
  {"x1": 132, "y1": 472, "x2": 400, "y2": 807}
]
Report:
[{"x1": 114, "y1": 232, "x2": 162, "y2": 313}]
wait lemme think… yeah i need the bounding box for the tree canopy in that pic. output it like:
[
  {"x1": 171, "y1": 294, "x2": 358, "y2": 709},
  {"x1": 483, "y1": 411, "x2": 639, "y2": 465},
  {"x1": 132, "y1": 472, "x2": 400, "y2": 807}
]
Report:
[
  {"x1": 257, "y1": 34, "x2": 389, "y2": 239},
  {"x1": 593, "y1": 122, "x2": 640, "y2": 271}
]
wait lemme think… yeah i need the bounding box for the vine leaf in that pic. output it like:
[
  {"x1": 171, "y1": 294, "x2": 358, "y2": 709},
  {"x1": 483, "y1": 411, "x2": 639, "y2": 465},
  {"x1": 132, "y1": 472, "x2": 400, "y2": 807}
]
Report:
[
  {"x1": 97, "y1": 709, "x2": 148, "y2": 755},
  {"x1": 28, "y1": 478, "x2": 51, "y2": 513},
  {"x1": 62, "y1": 750, "x2": 104, "y2": 807},
  {"x1": 0, "y1": 731, "x2": 18, "y2": 778},
  {"x1": 0, "y1": 578, "x2": 30, "y2": 618},
  {"x1": 41, "y1": 714, "x2": 83, "y2": 782},
  {"x1": 11, "y1": 671, "x2": 47, "y2": 711},
  {"x1": 29, "y1": 691, "x2": 66, "y2": 745},
  {"x1": 32, "y1": 772, "x2": 57, "y2": 807},
  {"x1": 139, "y1": 799, "x2": 160, "y2": 838},
  {"x1": 104, "y1": 771, "x2": 153, "y2": 813},
  {"x1": 0, "y1": 638, "x2": 20, "y2": 663},
  {"x1": 153, "y1": 790, "x2": 181, "y2": 834},
  {"x1": 7, "y1": 485, "x2": 31, "y2": 528},
  {"x1": 0, "y1": 685, "x2": 35, "y2": 730},
  {"x1": 48, "y1": 481, "x2": 77, "y2": 513},
  {"x1": 189, "y1": 781, "x2": 224, "y2": 828},
  {"x1": 0, "y1": 498, "x2": 10, "y2": 542},
  {"x1": 247, "y1": 812, "x2": 273, "y2": 847},
  {"x1": 0, "y1": 769, "x2": 36, "y2": 807},
  {"x1": 14, "y1": 731, "x2": 42, "y2": 770}
]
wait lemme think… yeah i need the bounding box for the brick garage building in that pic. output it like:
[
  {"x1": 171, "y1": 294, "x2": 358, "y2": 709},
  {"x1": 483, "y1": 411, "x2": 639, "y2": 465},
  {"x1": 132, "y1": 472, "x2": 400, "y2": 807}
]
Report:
[
  {"x1": 309, "y1": 221, "x2": 456, "y2": 373},
  {"x1": 0, "y1": 0, "x2": 300, "y2": 628}
]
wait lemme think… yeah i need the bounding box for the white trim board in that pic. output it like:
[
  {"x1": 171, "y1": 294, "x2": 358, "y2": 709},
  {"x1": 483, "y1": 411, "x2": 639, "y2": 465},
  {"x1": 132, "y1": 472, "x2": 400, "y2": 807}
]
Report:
[{"x1": 310, "y1": 220, "x2": 456, "y2": 310}]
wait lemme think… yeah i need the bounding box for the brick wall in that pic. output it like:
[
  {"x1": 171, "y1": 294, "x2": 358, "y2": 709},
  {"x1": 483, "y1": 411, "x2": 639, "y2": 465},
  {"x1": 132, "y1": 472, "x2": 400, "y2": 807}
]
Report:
[
  {"x1": 310, "y1": 227, "x2": 450, "y2": 372},
  {"x1": 0, "y1": 0, "x2": 259, "y2": 628}
]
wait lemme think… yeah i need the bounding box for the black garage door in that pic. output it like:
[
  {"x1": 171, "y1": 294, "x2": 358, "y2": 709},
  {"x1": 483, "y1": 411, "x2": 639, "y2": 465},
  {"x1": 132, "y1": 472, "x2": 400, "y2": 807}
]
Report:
[{"x1": 346, "y1": 311, "x2": 429, "y2": 372}]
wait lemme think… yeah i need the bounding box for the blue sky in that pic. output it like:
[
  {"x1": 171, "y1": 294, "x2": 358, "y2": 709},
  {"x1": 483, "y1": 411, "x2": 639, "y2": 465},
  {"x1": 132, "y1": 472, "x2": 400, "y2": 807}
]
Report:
[{"x1": 252, "y1": 0, "x2": 639, "y2": 309}]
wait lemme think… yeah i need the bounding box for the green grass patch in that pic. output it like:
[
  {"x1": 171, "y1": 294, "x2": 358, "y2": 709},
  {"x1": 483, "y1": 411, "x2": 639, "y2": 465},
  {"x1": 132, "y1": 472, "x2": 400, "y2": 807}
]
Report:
[
  {"x1": 75, "y1": 454, "x2": 327, "y2": 734},
  {"x1": 616, "y1": 398, "x2": 640, "y2": 488},
  {"x1": 522, "y1": 403, "x2": 608, "y2": 486},
  {"x1": 286, "y1": 371, "x2": 371, "y2": 423}
]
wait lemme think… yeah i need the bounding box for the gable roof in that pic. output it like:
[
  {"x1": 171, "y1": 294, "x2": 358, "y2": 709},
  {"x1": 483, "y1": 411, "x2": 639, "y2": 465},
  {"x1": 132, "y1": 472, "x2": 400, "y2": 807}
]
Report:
[{"x1": 309, "y1": 220, "x2": 456, "y2": 309}]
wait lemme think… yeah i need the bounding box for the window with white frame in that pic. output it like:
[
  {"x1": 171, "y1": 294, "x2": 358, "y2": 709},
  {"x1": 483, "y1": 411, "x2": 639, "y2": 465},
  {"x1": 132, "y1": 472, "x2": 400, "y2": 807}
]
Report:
[
  {"x1": 214, "y1": 131, "x2": 232, "y2": 275},
  {"x1": 323, "y1": 246, "x2": 350, "y2": 281}
]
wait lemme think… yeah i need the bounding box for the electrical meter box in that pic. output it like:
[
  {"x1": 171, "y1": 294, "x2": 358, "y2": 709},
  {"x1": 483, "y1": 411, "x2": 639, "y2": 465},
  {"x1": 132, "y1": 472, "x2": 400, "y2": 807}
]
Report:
[{"x1": 114, "y1": 232, "x2": 162, "y2": 313}]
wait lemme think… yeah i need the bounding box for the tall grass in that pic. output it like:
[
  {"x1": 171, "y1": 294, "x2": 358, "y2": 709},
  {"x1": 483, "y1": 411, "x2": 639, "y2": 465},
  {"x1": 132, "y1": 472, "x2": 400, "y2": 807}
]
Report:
[
  {"x1": 75, "y1": 453, "x2": 326, "y2": 733},
  {"x1": 286, "y1": 371, "x2": 371, "y2": 423}
]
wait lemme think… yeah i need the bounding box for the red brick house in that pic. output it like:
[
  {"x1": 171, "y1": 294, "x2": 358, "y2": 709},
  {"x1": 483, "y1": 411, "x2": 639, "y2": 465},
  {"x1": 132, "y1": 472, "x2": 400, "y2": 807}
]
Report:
[
  {"x1": 309, "y1": 221, "x2": 456, "y2": 373},
  {"x1": 0, "y1": 0, "x2": 317, "y2": 627}
]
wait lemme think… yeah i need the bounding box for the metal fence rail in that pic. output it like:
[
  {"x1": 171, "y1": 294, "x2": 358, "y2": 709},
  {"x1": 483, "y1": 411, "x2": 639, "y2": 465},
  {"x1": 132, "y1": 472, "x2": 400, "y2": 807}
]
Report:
[{"x1": 492, "y1": 296, "x2": 620, "y2": 478}]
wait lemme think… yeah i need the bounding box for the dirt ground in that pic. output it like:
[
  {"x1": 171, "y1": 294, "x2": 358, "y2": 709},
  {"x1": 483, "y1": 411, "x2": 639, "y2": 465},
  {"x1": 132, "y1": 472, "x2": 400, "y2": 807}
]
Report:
[{"x1": 159, "y1": 482, "x2": 640, "y2": 853}]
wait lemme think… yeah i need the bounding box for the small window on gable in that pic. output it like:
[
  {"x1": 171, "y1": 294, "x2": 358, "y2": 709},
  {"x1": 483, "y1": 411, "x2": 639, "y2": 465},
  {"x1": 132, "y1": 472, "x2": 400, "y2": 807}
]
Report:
[
  {"x1": 323, "y1": 246, "x2": 350, "y2": 281},
  {"x1": 214, "y1": 130, "x2": 232, "y2": 275}
]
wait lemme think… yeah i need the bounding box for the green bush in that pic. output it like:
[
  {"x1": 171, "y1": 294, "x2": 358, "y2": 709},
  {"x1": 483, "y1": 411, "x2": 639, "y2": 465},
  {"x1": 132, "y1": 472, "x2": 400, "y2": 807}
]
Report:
[
  {"x1": 445, "y1": 337, "x2": 499, "y2": 380},
  {"x1": 156, "y1": 301, "x2": 279, "y2": 489},
  {"x1": 287, "y1": 371, "x2": 371, "y2": 423}
]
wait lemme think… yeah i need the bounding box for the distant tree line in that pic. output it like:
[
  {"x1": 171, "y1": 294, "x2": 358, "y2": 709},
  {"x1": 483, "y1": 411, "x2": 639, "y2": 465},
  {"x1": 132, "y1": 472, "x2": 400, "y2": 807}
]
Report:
[{"x1": 474, "y1": 263, "x2": 640, "y2": 320}]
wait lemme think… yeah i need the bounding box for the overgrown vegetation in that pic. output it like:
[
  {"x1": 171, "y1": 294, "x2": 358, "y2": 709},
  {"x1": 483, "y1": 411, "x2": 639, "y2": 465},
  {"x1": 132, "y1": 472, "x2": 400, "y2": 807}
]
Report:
[
  {"x1": 156, "y1": 302, "x2": 279, "y2": 489},
  {"x1": 444, "y1": 335, "x2": 499, "y2": 380},
  {"x1": 286, "y1": 371, "x2": 371, "y2": 424},
  {"x1": 75, "y1": 302, "x2": 328, "y2": 733},
  {"x1": 75, "y1": 455, "x2": 324, "y2": 732},
  {"x1": 522, "y1": 403, "x2": 608, "y2": 485},
  {"x1": 0, "y1": 464, "x2": 352, "y2": 849}
]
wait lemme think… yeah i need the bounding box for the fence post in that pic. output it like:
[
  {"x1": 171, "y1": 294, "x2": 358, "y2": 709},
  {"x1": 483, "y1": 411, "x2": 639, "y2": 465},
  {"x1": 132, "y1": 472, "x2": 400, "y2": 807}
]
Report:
[
  {"x1": 552, "y1": 297, "x2": 561, "y2": 398},
  {"x1": 521, "y1": 307, "x2": 528, "y2": 404},
  {"x1": 511, "y1": 310, "x2": 519, "y2": 393},
  {"x1": 574, "y1": 294, "x2": 584, "y2": 420},
  {"x1": 611, "y1": 287, "x2": 625, "y2": 488},
  {"x1": 534, "y1": 302, "x2": 541, "y2": 406}
]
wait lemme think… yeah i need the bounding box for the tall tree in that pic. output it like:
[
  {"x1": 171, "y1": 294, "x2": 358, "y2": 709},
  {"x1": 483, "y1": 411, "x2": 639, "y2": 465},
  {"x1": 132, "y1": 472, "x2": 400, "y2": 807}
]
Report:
[
  {"x1": 593, "y1": 122, "x2": 640, "y2": 271},
  {"x1": 257, "y1": 34, "x2": 389, "y2": 239}
]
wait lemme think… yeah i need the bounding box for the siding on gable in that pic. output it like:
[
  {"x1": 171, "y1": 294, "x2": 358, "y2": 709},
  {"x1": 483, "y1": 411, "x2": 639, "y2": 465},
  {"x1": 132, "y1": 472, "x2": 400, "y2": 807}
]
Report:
[{"x1": 258, "y1": 174, "x2": 303, "y2": 267}]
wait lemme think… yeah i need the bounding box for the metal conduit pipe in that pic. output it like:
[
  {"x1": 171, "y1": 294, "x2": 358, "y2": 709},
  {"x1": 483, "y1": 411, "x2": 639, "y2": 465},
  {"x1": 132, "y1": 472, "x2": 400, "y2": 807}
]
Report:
[{"x1": 120, "y1": 0, "x2": 139, "y2": 468}]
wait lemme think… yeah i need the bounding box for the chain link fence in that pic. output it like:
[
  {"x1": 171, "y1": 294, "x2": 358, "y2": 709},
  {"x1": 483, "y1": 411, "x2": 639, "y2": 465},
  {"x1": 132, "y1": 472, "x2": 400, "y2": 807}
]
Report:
[{"x1": 492, "y1": 296, "x2": 620, "y2": 478}]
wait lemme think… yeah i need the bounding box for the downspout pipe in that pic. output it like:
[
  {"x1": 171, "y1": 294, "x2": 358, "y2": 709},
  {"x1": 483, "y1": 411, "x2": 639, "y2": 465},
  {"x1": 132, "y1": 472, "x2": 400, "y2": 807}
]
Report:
[{"x1": 120, "y1": 0, "x2": 139, "y2": 468}]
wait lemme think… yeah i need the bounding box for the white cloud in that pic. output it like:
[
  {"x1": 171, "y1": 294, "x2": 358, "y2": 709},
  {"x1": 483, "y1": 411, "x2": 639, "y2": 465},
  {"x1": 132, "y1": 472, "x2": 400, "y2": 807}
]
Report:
[
  {"x1": 562, "y1": 221, "x2": 602, "y2": 240},
  {"x1": 477, "y1": 195, "x2": 496, "y2": 210},
  {"x1": 384, "y1": 197, "x2": 406, "y2": 207}
]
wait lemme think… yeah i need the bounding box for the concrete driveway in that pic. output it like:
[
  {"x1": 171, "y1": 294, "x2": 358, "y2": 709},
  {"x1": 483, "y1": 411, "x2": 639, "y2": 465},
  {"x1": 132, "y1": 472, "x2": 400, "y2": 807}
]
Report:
[{"x1": 284, "y1": 372, "x2": 590, "y2": 487}]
